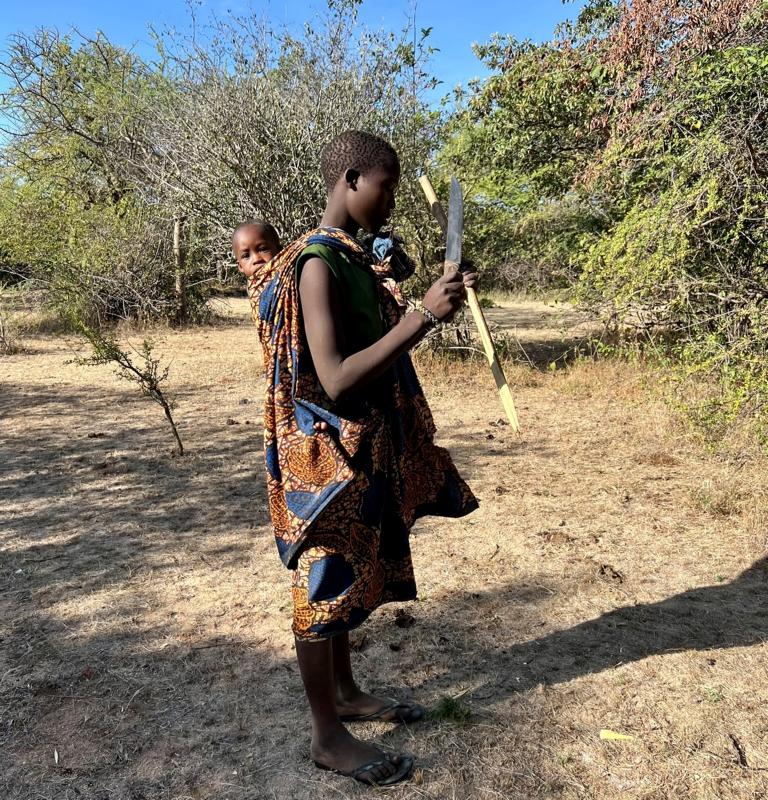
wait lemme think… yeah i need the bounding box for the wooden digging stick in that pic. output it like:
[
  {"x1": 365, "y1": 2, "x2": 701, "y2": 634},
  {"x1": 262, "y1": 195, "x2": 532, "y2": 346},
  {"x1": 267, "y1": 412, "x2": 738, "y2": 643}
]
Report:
[{"x1": 418, "y1": 174, "x2": 521, "y2": 433}]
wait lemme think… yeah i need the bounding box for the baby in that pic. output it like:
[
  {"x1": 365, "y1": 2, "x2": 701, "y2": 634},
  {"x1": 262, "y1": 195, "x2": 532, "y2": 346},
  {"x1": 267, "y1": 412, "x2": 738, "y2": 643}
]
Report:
[{"x1": 232, "y1": 220, "x2": 281, "y2": 279}]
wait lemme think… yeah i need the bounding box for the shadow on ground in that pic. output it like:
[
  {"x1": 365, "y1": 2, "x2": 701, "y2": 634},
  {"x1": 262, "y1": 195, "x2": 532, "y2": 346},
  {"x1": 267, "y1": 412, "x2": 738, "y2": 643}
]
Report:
[{"x1": 3, "y1": 380, "x2": 767, "y2": 799}]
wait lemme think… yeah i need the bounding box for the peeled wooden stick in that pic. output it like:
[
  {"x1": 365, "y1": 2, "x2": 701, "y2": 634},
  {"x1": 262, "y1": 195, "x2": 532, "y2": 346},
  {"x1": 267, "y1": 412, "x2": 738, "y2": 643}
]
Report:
[{"x1": 418, "y1": 174, "x2": 521, "y2": 433}]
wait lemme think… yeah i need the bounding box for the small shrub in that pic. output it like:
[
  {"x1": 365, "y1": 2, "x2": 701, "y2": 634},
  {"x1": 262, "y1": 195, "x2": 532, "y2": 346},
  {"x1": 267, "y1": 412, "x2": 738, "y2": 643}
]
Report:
[
  {"x1": 427, "y1": 696, "x2": 472, "y2": 723},
  {"x1": 691, "y1": 479, "x2": 744, "y2": 518},
  {"x1": 71, "y1": 318, "x2": 185, "y2": 455}
]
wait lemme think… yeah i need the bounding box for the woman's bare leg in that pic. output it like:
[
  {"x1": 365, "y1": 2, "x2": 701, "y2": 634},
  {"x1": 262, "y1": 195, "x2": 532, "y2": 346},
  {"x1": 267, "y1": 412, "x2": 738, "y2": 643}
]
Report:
[
  {"x1": 331, "y1": 633, "x2": 425, "y2": 722},
  {"x1": 295, "y1": 636, "x2": 408, "y2": 782}
]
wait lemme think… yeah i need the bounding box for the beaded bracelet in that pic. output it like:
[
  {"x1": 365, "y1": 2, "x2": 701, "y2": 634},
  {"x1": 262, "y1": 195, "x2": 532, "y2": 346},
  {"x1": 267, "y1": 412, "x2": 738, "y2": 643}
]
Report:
[{"x1": 413, "y1": 300, "x2": 441, "y2": 329}]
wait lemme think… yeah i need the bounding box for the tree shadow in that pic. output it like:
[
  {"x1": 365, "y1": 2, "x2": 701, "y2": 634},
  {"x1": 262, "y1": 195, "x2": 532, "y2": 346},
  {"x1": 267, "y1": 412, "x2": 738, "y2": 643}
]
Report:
[
  {"x1": 6, "y1": 553, "x2": 766, "y2": 797},
  {"x1": 1, "y1": 379, "x2": 293, "y2": 797},
  {"x1": 374, "y1": 556, "x2": 768, "y2": 706},
  {"x1": 5, "y1": 375, "x2": 768, "y2": 797},
  {"x1": 511, "y1": 335, "x2": 598, "y2": 370},
  {"x1": 1, "y1": 382, "x2": 266, "y2": 606}
]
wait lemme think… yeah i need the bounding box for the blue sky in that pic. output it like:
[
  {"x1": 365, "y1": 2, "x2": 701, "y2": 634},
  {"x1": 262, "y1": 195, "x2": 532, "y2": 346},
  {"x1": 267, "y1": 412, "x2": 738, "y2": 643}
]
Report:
[{"x1": 0, "y1": 0, "x2": 587, "y2": 98}]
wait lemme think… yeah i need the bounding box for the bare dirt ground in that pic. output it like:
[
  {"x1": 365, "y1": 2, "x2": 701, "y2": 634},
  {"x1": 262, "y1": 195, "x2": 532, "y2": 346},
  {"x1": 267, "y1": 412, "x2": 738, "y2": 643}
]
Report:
[
  {"x1": 473, "y1": 298, "x2": 599, "y2": 359},
  {"x1": 2, "y1": 298, "x2": 767, "y2": 800}
]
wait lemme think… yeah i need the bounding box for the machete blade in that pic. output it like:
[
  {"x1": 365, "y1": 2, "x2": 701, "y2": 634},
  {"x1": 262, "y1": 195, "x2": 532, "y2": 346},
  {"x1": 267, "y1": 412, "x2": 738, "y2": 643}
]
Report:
[{"x1": 445, "y1": 175, "x2": 463, "y2": 266}]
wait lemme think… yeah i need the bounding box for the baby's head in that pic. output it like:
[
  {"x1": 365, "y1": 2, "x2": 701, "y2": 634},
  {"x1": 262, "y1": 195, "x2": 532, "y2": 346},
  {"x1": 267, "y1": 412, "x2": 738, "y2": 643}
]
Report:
[
  {"x1": 321, "y1": 130, "x2": 400, "y2": 234},
  {"x1": 232, "y1": 220, "x2": 281, "y2": 278}
]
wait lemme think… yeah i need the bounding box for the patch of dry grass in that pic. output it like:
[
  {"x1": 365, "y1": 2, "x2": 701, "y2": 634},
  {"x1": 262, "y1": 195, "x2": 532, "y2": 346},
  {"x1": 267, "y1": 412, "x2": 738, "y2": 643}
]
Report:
[{"x1": 2, "y1": 301, "x2": 767, "y2": 799}]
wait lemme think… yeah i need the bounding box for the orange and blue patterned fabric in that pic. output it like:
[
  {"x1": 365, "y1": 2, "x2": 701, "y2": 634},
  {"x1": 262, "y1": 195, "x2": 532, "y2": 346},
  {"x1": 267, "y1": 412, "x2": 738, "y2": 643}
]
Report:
[{"x1": 247, "y1": 227, "x2": 478, "y2": 578}]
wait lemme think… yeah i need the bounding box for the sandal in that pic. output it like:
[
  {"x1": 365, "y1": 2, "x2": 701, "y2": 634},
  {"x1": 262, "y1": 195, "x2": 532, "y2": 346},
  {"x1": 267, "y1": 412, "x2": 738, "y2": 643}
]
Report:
[
  {"x1": 340, "y1": 699, "x2": 426, "y2": 724},
  {"x1": 314, "y1": 753, "x2": 414, "y2": 786}
]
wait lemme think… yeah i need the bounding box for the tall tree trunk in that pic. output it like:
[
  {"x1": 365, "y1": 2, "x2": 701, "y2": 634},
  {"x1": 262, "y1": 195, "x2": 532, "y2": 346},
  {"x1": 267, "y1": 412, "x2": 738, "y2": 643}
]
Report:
[{"x1": 173, "y1": 215, "x2": 187, "y2": 324}]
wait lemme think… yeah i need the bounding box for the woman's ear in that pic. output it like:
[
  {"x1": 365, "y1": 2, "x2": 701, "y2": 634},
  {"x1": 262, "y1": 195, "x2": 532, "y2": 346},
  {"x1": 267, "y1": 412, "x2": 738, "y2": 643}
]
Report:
[{"x1": 344, "y1": 168, "x2": 360, "y2": 190}]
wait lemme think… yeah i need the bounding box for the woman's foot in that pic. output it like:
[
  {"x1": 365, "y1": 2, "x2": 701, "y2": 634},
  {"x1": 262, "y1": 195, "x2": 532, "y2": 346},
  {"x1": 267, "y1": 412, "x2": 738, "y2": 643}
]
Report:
[
  {"x1": 335, "y1": 687, "x2": 426, "y2": 723},
  {"x1": 311, "y1": 727, "x2": 413, "y2": 785}
]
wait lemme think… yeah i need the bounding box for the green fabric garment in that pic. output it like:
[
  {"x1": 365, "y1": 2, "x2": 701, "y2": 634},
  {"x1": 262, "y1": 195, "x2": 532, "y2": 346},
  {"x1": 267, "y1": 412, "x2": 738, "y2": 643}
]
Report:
[{"x1": 296, "y1": 242, "x2": 383, "y2": 352}]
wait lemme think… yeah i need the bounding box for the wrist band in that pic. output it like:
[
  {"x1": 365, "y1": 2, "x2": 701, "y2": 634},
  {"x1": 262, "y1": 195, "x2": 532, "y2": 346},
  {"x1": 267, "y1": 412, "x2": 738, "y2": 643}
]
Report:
[{"x1": 414, "y1": 300, "x2": 440, "y2": 329}]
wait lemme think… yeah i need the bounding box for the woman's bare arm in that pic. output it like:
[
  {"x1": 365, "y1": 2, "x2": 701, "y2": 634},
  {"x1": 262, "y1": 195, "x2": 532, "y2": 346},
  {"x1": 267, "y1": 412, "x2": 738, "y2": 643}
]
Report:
[{"x1": 298, "y1": 257, "x2": 436, "y2": 402}]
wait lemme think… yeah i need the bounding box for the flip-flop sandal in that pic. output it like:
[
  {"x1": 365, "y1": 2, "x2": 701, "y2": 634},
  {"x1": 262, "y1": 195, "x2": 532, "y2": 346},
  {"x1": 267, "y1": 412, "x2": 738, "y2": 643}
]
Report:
[
  {"x1": 339, "y1": 700, "x2": 426, "y2": 724},
  {"x1": 314, "y1": 753, "x2": 414, "y2": 786}
]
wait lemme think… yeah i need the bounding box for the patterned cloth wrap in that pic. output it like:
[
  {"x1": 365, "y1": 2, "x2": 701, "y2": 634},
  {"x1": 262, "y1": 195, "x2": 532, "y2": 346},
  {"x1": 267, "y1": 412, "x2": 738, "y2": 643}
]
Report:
[{"x1": 247, "y1": 226, "x2": 478, "y2": 576}]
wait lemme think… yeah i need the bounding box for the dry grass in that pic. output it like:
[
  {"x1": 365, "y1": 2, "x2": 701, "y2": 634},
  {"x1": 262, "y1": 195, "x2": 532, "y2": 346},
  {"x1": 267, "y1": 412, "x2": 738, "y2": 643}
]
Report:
[{"x1": 2, "y1": 298, "x2": 767, "y2": 800}]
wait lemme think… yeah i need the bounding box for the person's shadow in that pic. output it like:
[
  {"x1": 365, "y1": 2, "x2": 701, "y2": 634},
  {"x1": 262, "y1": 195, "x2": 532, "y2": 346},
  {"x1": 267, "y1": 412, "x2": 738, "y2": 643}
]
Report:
[{"x1": 389, "y1": 556, "x2": 768, "y2": 702}]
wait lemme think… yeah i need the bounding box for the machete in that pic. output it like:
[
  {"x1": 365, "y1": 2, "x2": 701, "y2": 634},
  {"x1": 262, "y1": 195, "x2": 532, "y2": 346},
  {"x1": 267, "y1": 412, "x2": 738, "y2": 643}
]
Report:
[{"x1": 419, "y1": 174, "x2": 521, "y2": 433}]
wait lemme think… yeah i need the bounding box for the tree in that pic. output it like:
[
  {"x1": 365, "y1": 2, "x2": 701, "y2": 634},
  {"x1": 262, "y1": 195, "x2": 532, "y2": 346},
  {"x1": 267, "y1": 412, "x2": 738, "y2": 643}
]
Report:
[
  {"x1": 0, "y1": 30, "x2": 181, "y2": 324},
  {"x1": 72, "y1": 321, "x2": 185, "y2": 455},
  {"x1": 439, "y1": 3, "x2": 615, "y2": 290},
  {"x1": 443, "y1": 0, "x2": 768, "y2": 434},
  {"x1": 0, "y1": 30, "x2": 158, "y2": 207},
  {"x1": 0, "y1": 2, "x2": 449, "y2": 321},
  {"x1": 144, "y1": 0, "x2": 446, "y2": 285}
]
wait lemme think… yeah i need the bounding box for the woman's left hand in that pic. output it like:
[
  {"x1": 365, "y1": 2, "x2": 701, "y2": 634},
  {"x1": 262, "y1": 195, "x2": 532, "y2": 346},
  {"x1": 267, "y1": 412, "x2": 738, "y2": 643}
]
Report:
[{"x1": 460, "y1": 259, "x2": 479, "y2": 291}]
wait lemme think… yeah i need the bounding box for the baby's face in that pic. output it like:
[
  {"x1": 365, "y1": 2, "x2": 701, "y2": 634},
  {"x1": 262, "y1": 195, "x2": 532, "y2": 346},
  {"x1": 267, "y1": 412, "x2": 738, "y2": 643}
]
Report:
[{"x1": 233, "y1": 225, "x2": 280, "y2": 278}]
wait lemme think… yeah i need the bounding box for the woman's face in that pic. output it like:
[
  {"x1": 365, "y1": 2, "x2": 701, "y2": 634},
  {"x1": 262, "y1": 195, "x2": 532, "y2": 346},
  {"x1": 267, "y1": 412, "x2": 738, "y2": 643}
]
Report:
[{"x1": 347, "y1": 161, "x2": 400, "y2": 234}]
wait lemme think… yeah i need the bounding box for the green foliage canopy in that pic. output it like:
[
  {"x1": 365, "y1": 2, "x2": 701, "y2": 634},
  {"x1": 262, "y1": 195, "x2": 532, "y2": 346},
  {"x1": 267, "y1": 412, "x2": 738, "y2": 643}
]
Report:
[{"x1": 444, "y1": 0, "x2": 768, "y2": 434}]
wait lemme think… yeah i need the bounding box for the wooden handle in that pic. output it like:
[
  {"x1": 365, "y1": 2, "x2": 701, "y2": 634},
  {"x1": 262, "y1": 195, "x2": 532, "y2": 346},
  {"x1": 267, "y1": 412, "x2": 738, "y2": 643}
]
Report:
[
  {"x1": 418, "y1": 175, "x2": 449, "y2": 234},
  {"x1": 418, "y1": 174, "x2": 521, "y2": 433}
]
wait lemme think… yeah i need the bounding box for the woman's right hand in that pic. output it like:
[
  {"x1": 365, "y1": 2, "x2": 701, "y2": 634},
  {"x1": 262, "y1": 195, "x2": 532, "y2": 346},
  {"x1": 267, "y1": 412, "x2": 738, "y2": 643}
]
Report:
[{"x1": 422, "y1": 263, "x2": 468, "y2": 322}]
